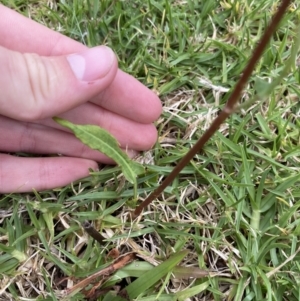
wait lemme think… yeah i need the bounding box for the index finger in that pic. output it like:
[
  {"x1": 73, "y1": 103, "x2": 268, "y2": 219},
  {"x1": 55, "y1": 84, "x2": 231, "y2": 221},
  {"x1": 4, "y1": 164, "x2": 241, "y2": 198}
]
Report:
[
  {"x1": 0, "y1": 4, "x2": 162, "y2": 123},
  {"x1": 0, "y1": 4, "x2": 84, "y2": 55}
]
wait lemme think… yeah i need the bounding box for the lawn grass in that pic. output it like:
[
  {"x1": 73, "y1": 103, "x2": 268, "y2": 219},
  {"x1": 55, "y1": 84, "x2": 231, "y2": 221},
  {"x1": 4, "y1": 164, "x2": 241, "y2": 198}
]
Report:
[{"x1": 1, "y1": 0, "x2": 300, "y2": 300}]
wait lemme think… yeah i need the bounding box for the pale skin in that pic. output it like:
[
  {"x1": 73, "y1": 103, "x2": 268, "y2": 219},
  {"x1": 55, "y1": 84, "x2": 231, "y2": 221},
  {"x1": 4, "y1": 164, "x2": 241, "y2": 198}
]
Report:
[{"x1": 0, "y1": 5, "x2": 162, "y2": 193}]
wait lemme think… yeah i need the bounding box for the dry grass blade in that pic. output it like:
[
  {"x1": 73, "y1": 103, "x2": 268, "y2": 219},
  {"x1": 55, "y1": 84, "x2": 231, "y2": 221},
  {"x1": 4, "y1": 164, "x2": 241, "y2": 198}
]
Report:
[
  {"x1": 134, "y1": 0, "x2": 293, "y2": 217},
  {"x1": 64, "y1": 252, "x2": 136, "y2": 297},
  {"x1": 173, "y1": 266, "x2": 220, "y2": 279}
]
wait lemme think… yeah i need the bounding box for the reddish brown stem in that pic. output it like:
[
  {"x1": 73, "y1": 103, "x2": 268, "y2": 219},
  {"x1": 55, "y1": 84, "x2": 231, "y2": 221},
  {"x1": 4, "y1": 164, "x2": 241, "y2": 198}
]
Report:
[
  {"x1": 65, "y1": 252, "x2": 136, "y2": 296},
  {"x1": 82, "y1": 220, "x2": 106, "y2": 245},
  {"x1": 134, "y1": 0, "x2": 292, "y2": 217}
]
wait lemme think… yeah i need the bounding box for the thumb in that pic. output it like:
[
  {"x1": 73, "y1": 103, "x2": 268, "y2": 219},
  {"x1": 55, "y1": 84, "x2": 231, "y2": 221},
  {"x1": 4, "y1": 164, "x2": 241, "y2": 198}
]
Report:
[{"x1": 0, "y1": 45, "x2": 118, "y2": 121}]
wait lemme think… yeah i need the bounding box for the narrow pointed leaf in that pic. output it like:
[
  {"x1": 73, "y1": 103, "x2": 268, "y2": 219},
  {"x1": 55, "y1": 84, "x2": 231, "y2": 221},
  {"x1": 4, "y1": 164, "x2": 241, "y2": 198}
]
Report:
[
  {"x1": 54, "y1": 117, "x2": 144, "y2": 186},
  {"x1": 125, "y1": 250, "x2": 188, "y2": 299},
  {"x1": 173, "y1": 266, "x2": 210, "y2": 279},
  {"x1": 176, "y1": 281, "x2": 209, "y2": 301}
]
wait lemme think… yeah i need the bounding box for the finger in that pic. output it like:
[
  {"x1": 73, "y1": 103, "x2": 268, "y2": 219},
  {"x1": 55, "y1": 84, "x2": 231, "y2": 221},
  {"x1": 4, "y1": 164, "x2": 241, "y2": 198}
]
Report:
[
  {"x1": 0, "y1": 154, "x2": 97, "y2": 193},
  {"x1": 0, "y1": 45, "x2": 118, "y2": 121},
  {"x1": 36, "y1": 102, "x2": 158, "y2": 151},
  {"x1": 0, "y1": 115, "x2": 138, "y2": 163},
  {"x1": 0, "y1": 5, "x2": 162, "y2": 123},
  {"x1": 0, "y1": 4, "x2": 86, "y2": 55},
  {"x1": 92, "y1": 70, "x2": 162, "y2": 124}
]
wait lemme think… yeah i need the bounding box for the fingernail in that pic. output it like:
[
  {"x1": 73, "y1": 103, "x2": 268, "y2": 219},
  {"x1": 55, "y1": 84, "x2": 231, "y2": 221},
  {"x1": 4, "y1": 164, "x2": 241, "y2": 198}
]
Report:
[{"x1": 67, "y1": 46, "x2": 115, "y2": 81}]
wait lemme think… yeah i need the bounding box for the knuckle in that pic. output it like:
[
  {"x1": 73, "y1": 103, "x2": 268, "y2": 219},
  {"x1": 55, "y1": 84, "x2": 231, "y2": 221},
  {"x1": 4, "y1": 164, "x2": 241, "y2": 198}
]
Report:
[{"x1": 19, "y1": 53, "x2": 60, "y2": 121}]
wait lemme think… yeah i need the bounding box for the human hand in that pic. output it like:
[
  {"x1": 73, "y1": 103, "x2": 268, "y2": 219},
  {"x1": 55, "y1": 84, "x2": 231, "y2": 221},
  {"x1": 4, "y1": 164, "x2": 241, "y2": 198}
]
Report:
[{"x1": 0, "y1": 5, "x2": 162, "y2": 193}]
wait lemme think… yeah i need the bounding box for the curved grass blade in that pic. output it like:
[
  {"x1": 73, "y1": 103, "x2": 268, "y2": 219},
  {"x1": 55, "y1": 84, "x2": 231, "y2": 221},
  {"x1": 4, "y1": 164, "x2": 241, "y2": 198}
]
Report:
[
  {"x1": 125, "y1": 250, "x2": 188, "y2": 299},
  {"x1": 176, "y1": 281, "x2": 209, "y2": 301},
  {"x1": 54, "y1": 117, "x2": 144, "y2": 193}
]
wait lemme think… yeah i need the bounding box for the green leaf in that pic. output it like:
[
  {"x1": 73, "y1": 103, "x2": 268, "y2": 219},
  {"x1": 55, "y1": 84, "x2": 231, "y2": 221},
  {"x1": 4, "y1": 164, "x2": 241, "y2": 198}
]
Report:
[
  {"x1": 253, "y1": 77, "x2": 271, "y2": 98},
  {"x1": 176, "y1": 281, "x2": 209, "y2": 301},
  {"x1": 137, "y1": 295, "x2": 177, "y2": 301},
  {"x1": 54, "y1": 117, "x2": 144, "y2": 191},
  {"x1": 103, "y1": 293, "x2": 127, "y2": 301},
  {"x1": 125, "y1": 250, "x2": 188, "y2": 299}
]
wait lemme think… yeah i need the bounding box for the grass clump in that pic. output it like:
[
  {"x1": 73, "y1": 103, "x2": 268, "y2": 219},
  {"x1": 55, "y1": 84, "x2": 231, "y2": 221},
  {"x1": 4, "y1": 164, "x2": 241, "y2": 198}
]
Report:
[{"x1": 1, "y1": 0, "x2": 300, "y2": 300}]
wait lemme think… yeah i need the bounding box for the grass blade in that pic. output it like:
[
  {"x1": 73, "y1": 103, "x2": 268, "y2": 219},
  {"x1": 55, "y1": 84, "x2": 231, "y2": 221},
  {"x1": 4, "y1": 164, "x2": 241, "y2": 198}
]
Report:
[
  {"x1": 176, "y1": 281, "x2": 209, "y2": 301},
  {"x1": 125, "y1": 250, "x2": 188, "y2": 299}
]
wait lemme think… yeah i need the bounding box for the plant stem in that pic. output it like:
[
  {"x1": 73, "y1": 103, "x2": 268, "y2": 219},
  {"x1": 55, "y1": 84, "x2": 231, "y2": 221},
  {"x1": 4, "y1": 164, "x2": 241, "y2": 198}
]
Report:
[
  {"x1": 134, "y1": 0, "x2": 293, "y2": 217},
  {"x1": 82, "y1": 220, "x2": 106, "y2": 245}
]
